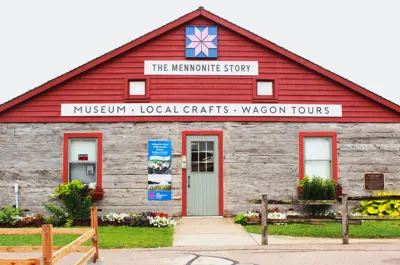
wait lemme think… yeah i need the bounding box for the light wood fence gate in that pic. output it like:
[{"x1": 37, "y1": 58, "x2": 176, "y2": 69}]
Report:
[
  {"x1": 259, "y1": 194, "x2": 400, "y2": 245},
  {"x1": 0, "y1": 206, "x2": 99, "y2": 265}
]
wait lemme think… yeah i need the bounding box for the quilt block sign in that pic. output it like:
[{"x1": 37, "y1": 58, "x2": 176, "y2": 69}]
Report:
[{"x1": 186, "y1": 26, "x2": 218, "y2": 58}]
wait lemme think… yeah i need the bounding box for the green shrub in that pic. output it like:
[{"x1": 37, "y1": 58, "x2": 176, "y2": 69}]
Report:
[
  {"x1": 234, "y1": 213, "x2": 246, "y2": 225},
  {"x1": 299, "y1": 176, "x2": 336, "y2": 215},
  {"x1": 301, "y1": 176, "x2": 336, "y2": 200},
  {"x1": 64, "y1": 218, "x2": 74, "y2": 228},
  {"x1": 355, "y1": 192, "x2": 400, "y2": 217},
  {"x1": 0, "y1": 206, "x2": 20, "y2": 224},
  {"x1": 45, "y1": 180, "x2": 94, "y2": 221},
  {"x1": 42, "y1": 203, "x2": 68, "y2": 220}
]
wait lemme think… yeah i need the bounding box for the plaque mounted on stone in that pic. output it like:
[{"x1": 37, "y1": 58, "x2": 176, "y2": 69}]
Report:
[{"x1": 364, "y1": 173, "x2": 385, "y2": 191}]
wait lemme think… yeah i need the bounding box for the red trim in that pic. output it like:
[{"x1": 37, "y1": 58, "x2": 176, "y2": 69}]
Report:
[
  {"x1": 182, "y1": 130, "x2": 224, "y2": 216},
  {"x1": 252, "y1": 77, "x2": 279, "y2": 102},
  {"x1": 63, "y1": 132, "x2": 104, "y2": 198},
  {"x1": 1, "y1": 8, "x2": 399, "y2": 115},
  {"x1": 298, "y1": 132, "x2": 338, "y2": 182},
  {"x1": 124, "y1": 76, "x2": 150, "y2": 101}
]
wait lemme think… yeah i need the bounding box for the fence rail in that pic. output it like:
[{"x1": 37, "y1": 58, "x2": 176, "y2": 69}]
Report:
[
  {"x1": 0, "y1": 206, "x2": 99, "y2": 265},
  {"x1": 260, "y1": 194, "x2": 400, "y2": 245},
  {"x1": 0, "y1": 228, "x2": 91, "y2": 236}
]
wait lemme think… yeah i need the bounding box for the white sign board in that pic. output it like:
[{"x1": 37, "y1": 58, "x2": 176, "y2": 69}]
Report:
[
  {"x1": 144, "y1": 60, "x2": 258, "y2": 75},
  {"x1": 61, "y1": 104, "x2": 342, "y2": 117}
]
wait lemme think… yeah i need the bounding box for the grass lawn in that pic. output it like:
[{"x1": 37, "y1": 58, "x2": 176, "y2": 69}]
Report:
[
  {"x1": 0, "y1": 226, "x2": 174, "y2": 248},
  {"x1": 244, "y1": 221, "x2": 400, "y2": 238}
]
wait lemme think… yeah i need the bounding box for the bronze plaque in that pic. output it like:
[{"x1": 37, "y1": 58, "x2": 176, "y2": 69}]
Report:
[{"x1": 364, "y1": 173, "x2": 384, "y2": 191}]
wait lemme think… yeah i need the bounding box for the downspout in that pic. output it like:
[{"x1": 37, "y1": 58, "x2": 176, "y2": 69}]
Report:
[{"x1": 14, "y1": 183, "x2": 19, "y2": 209}]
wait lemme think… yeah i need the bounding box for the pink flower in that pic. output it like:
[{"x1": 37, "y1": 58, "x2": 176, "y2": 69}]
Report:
[{"x1": 186, "y1": 27, "x2": 217, "y2": 56}]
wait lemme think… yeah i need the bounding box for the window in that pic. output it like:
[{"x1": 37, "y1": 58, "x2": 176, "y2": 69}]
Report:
[
  {"x1": 299, "y1": 132, "x2": 338, "y2": 182},
  {"x1": 257, "y1": 81, "x2": 273, "y2": 96},
  {"x1": 63, "y1": 133, "x2": 103, "y2": 198},
  {"x1": 191, "y1": 141, "x2": 214, "y2": 172},
  {"x1": 69, "y1": 139, "x2": 98, "y2": 184},
  {"x1": 129, "y1": 81, "x2": 146, "y2": 95},
  {"x1": 124, "y1": 77, "x2": 149, "y2": 101},
  {"x1": 252, "y1": 78, "x2": 278, "y2": 101}
]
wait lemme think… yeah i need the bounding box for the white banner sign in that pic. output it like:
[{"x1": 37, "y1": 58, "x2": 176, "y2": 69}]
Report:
[
  {"x1": 61, "y1": 104, "x2": 342, "y2": 117},
  {"x1": 144, "y1": 60, "x2": 258, "y2": 75}
]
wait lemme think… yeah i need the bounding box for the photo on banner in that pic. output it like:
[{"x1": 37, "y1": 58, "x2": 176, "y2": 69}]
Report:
[{"x1": 148, "y1": 140, "x2": 172, "y2": 200}]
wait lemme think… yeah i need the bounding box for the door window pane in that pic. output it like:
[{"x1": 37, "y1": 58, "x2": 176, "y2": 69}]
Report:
[
  {"x1": 191, "y1": 141, "x2": 214, "y2": 172},
  {"x1": 199, "y1": 142, "x2": 206, "y2": 151}
]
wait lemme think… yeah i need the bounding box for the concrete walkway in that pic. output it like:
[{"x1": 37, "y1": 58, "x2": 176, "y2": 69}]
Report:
[{"x1": 173, "y1": 217, "x2": 258, "y2": 246}]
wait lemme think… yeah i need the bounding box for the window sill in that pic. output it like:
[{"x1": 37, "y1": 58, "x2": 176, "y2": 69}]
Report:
[
  {"x1": 252, "y1": 98, "x2": 279, "y2": 103},
  {"x1": 123, "y1": 97, "x2": 150, "y2": 103},
  {"x1": 91, "y1": 188, "x2": 104, "y2": 200}
]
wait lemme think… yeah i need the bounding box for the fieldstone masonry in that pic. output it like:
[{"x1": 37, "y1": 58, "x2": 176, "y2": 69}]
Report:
[{"x1": 0, "y1": 122, "x2": 399, "y2": 216}]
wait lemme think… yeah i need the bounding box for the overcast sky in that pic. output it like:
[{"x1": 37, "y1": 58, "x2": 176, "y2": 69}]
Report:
[{"x1": 1, "y1": 0, "x2": 399, "y2": 105}]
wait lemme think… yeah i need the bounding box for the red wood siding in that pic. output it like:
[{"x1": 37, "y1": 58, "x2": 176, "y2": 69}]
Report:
[{"x1": 1, "y1": 16, "x2": 399, "y2": 123}]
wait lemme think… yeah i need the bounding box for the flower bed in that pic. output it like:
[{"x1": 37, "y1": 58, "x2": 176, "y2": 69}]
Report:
[
  {"x1": 234, "y1": 208, "x2": 369, "y2": 227},
  {"x1": 1, "y1": 180, "x2": 176, "y2": 228},
  {"x1": 234, "y1": 208, "x2": 288, "y2": 225},
  {"x1": 101, "y1": 212, "x2": 175, "y2": 227},
  {"x1": 0, "y1": 207, "x2": 175, "y2": 228}
]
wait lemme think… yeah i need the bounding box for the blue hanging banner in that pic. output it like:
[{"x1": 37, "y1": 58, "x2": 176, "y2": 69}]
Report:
[{"x1": 148, "y1": 140, "x2": 172, "y2": 200}]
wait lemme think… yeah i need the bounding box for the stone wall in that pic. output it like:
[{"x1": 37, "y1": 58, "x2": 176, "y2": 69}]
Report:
[{"x1": 0, "y1": 122, "x2": 399, "y2": 216}]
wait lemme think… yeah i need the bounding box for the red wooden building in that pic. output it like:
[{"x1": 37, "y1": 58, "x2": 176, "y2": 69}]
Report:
[{"x1": 0, "y1": 8, "x2": 399, "y2": 216}]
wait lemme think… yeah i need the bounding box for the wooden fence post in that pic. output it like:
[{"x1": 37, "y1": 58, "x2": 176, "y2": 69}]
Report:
[
  {"x1": 91, "y1": 206, "x2": 99, "y2": 262},
  {"x1": 42, "y1": 224, "x2": 53, "y2": 265},
  {"x1": 261, "y1": 194, "x2": 268, "y2": 245},
  {"x1": 341, "y1": 193, "x2": 349, "y2": 244}
]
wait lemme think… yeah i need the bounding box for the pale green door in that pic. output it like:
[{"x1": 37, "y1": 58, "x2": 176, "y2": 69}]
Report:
[{"x1": 186, "y1": 135, "x2": 219, "y2": 216}]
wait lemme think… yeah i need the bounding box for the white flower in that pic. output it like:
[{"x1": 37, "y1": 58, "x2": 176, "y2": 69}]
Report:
[
  {"x1": 88, "y1": 182, "x2": 97, "y2": 189},
  {"x1": 244, "y1": 211, "x2": 259, "y2": 218},
  {"x1": 148, "y1": 215, "x2": 176, "y2": 227},
  {"x1": 350, "y1": 212, "x2": 368, "y2": 217},
  {"x1": 268, "y1": 212, "x2": 286, "y2": 219},
  {"x1": 101, "y1": 212, "x2": 130, "y2": 222}
]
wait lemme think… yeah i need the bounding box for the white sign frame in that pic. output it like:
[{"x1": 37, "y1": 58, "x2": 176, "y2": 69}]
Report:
[
  {"x1": 61, "y1": 103, "x2": 342, "y2": 117},
  {"x1": 144, "y1": 60, "x2": 258, "y2": 76}
]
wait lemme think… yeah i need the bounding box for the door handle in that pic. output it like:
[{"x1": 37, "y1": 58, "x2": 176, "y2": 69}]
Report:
[{"x1": 188, "y1": 176, "x2": 190, "y2": 188}]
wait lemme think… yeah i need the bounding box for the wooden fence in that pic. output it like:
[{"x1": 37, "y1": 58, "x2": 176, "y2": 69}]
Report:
[
  {"x1": 0, "y1": 206, "x2": 99, "y2": 265},
  {"x1": 260, "y1": 194, "x2": 400, "y2": 245}
]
